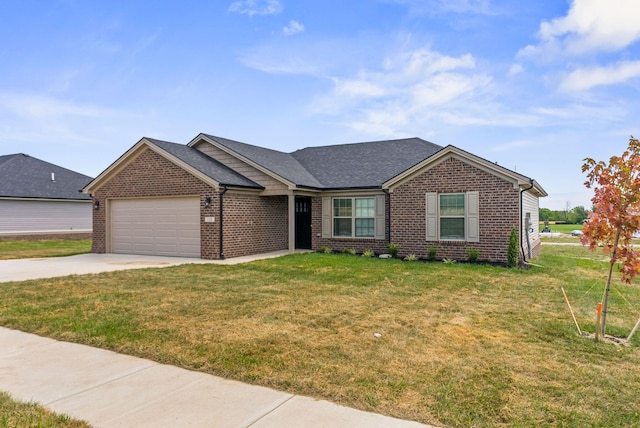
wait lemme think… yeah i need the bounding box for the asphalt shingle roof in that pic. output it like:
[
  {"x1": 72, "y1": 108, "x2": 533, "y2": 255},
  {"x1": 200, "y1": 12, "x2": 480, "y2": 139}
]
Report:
[
  {"x1": 147, "y1": 138, "x2": 264, "y2": 189},
  {"x1": 0, "y1": 154, "x2": 93, "y2": 200},
  {"x1": 202, "y1": 135, "x2": 323, "y2": 188},
  {"x1": 205, "y1": 135, "x2": 442, "y2": 189},
  {"x1": 292, "y1": 138, "x2": 443, "y2": 188}
]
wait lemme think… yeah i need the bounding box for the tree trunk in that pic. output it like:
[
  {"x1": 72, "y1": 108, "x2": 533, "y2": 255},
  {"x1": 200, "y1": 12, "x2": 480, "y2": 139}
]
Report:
[{"x1": 600, "y1": 229, "x2": 621, "y2": 337}]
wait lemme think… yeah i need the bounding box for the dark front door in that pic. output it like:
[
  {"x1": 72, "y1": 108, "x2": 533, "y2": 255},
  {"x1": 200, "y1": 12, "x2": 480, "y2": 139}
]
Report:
[{"x1": 295, "y1": 197, "x2": 312, "y2": 249}]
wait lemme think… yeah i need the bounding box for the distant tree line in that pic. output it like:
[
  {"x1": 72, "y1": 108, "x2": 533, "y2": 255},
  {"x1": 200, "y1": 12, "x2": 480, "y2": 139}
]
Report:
[{"x1": 539, "y1": 206, "x2": 590, "y2": 224}]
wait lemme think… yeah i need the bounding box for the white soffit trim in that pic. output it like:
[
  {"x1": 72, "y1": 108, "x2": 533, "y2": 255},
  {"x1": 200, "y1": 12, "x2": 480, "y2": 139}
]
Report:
[{"x1": 188, "y1": 134, "x2": 297, "y2": 190}]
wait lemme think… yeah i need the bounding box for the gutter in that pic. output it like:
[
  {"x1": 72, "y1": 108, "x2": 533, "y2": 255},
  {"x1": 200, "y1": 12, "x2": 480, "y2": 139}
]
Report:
[
  {"x1": 294, "y1": 184, "x2": 382, "y2": 191},
  {"x1": 219, "y1": 185, "x2": 228, "y2": 260},
  {"x1": 520, "y1": 179, "x2": 535, "y2": 263}
]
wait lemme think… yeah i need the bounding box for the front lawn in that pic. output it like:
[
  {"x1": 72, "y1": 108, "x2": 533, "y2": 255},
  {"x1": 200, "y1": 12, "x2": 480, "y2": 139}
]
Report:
[
  {"x1": 1, "y1": 246, "x2": 639, "y2": 427},
  {"x1": 0, "y1": 239, "x2": 91, "y2": 260}
]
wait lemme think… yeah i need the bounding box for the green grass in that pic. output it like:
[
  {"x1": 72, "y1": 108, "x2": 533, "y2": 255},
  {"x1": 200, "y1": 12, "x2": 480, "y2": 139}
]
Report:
[
  {"x1": 0, "y1": 239, "x2": 91, "y2": 260},
  {"x1": 0, "y1": 391, "x2": 90, "y2": 427},
  {"x1": 1, "y1": 246, "x2": 639, "y2": 427},
  {"x1": 539, "y1": 223, "x2": 583, "y2": 234}
]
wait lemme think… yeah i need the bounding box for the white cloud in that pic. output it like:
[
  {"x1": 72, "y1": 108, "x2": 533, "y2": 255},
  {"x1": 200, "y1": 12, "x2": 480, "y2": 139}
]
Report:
[
  {"x1": 310, "y1": 48, "x2": 493, "y2": 136},
  {"x1": 0, "y1": 92, "x2": 113, "y2": 120},
  {"x1": 283, "y1": 20, "x2": 304, "y2": 36},
  {"x1": 333, "y1": 78, "x2": 387, "y2": 98},
  {"x1": 508, "y1": 63, "x2": 524, "y2": 77},
  {"x1": 520, "y1": 0, "x2": 640, "y2": 59},
  {"x1": 228, "y1": 0, "x2": 282, "y2": 16},
  {"x1": 388, "y1": 0, "x2": 495, "y2": 15},
  {"x1": 559, "y1": 60, "x2": 640, "y2": 92},
  {"x1": 239, "y1": 52, "x2": 320, "y2": 75},
  {"x1": 490, "y1": 139, "x2": 535, "y2": 152},
  {"x1": 0, "y1": 91, "x2": 129, "y2": 149},
  {"x1": 436, "y1": 0, "x2": 493, "y2": 15}
]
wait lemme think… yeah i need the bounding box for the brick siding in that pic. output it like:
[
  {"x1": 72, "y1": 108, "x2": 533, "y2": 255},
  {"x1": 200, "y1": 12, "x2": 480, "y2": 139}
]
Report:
[
  {"x1": 91, "y1": 148, "x2": 287, "y2": 259},
  {"x1": 310, "y1": 157, "x2": 526, "y2": 263},
  {"x1": 221, "y1": 193, "x2": 288, "y2": 259},
  {"x1": 391, "y1": 157, "x2": 521, "y2": 263},
  {"x1": 90, "y1": 147, "x2": 536, "y2": 263},
  {"x1": 311, "y1": 195, "x2": 390, "y2": 255}
]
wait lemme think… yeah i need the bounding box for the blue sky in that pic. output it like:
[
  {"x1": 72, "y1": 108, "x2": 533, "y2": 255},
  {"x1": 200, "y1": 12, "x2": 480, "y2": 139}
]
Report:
[{"x1": 1, "y1": 0, "x2": 639, "y2": 210}]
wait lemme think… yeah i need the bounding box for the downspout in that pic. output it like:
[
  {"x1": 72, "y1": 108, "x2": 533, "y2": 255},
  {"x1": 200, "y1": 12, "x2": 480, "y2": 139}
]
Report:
[
  {"x1": 520, "y1": 179, "x2": 535, "y2": 263},
  {"x1": 219, "y1": 186, "x2": 228, "y2": 260},
  {"x1": 382, "y1": 188, "x2": 391, "y2": 243}
]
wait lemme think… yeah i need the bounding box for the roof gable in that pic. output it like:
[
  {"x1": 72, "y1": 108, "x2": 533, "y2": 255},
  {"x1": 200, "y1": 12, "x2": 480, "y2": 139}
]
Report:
[
  {"x1": 192, "y1": 134, "x2": 323, "y2": 189},
  {"x1": 384, "y1": 145, "x2": 547, "y2": 197},
  {"x1": 146, "y1": 139, "x2": 263, "y2": 189},
  {"x1": 83, "y1": 138, "x2": 263, "y2": 194},
  {"x1": 0, "y1": 153, "x2": 92, "y2": 200}
]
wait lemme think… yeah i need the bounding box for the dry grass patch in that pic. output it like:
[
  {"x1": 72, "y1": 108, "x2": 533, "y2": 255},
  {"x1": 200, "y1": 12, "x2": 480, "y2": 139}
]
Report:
[
  {"x1": 0, "y1": 391, "x2": 90, "y2": 427},
  {"x1": 0, "y1": 247, "x2": 639, "y2": 427}
]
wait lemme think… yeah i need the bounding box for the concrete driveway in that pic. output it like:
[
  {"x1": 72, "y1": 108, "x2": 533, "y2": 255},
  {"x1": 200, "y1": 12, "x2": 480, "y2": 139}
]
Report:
[{"x1": 0, "y1": 251, "x2": 293, "y2": 282}]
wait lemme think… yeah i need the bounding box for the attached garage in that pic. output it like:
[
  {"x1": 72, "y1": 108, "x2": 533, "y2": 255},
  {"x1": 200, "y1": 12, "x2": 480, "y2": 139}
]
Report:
[{"x1": 110, "y1": 197, "x2": 200, "y2": 257}]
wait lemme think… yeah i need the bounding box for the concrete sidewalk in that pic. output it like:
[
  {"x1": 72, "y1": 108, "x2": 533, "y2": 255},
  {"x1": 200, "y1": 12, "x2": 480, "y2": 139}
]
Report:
[{"x1": 0, "y1": 327, "x2": 431, "y2": 428}]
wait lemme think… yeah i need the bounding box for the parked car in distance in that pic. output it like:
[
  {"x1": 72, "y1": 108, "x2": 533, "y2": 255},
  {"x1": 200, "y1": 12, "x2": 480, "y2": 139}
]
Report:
[{"x1": 571, "y1": 230, "x2": 583, "y2": 236}]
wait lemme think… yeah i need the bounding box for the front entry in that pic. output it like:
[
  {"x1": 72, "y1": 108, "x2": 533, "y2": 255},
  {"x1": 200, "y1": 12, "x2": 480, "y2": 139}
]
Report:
[{"x1": 295, "y1": 197, "x2": 312, "y2": 249}]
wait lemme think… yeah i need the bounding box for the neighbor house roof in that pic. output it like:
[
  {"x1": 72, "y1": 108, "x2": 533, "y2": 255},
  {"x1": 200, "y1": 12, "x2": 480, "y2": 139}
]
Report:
[{"x1": 0, "y1": 153, "x2": 92, "y2": 200}]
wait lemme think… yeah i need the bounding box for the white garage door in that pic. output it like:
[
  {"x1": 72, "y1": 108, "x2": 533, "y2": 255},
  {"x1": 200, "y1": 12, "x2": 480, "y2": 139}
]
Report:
[{"x1": 110, "y1": 197, "x2": 200, "y2": 257}]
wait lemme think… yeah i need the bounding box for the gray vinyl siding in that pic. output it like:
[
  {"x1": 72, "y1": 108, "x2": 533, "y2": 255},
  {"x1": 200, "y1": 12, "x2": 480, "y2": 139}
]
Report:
[
  {"x1": 0, "y1": 199, "x2": 92, "y2": 232},
  {"x1": 193, "y1": 142, "x2": 289, "y2": 191},
  {"x1": 522, "y1": 191, "x2": 540, "y2": 253}
]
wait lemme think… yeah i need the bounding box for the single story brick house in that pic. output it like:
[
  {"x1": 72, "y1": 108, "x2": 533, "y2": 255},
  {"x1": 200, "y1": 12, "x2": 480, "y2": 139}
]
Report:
[
  {"x1": 82, "y1": 133, "x2": 546, "y2": 263},
  {"x1": 0, "y1": 153, "x2": 93, "y2": 236}
]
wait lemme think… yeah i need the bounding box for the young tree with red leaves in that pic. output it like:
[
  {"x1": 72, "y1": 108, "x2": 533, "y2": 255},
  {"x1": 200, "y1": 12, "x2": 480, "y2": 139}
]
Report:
[{"x1": 581, "y1": 136, "x2": 640, "y2": 339}]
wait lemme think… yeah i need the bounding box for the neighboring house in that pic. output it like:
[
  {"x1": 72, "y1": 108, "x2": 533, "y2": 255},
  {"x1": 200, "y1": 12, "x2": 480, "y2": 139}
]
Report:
[
  {"x1": 82, "y1": 133, "x2": 547, "y2": 263},
  {"x1": 0, "y1": 153, "x2": 93, "y2": 235}
]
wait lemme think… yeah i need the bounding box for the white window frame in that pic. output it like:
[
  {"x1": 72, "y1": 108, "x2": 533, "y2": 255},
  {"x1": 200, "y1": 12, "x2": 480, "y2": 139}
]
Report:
[
  {"x1": 332, "y1": 197, "x2": 375, "y2": 238},
  {"x1": 322, "y1": 195, "x2": 386, "y2": 240},
  {"x1": 426, "y1": 191, "x2": 479, "y2": 242},
  {"x1": 439, "y1": 193, "x2": 466, "y2": 240}
]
